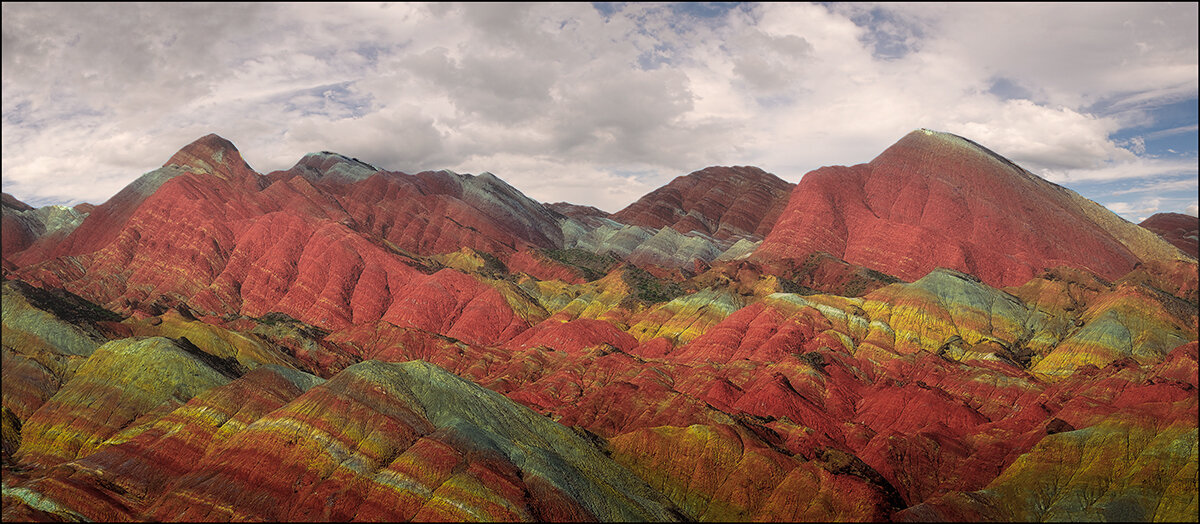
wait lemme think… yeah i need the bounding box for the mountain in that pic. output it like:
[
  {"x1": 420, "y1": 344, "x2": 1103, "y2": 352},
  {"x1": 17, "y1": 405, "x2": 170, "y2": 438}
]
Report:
[
  {"x1": 1, "y1": 193, "x2": 88, "y2": 265},
  {"x1": 537, "y1": 166, "x2": 795, "y2": 273},
  {"x1": 754, "y1": 129, "x2": 1192, "y2": 289},
  {"x1": 3, "y1": 130, "x2": 1196, "y2": 522},
  {"x1": 546, "y1": 201, "x2": 611, "y2": 221},
  {"x1": 611, "y1": 165, "x2": 794, "y2": 241},
  {"x1": 8, "y1": 136, "x2": 574, "y2": 334},
  {"x1": 1140, "y1": 212, "x2": 1199, "y2": 259},
  {"x1": 12, "y1": 135, "x2": 257, "y2": 268},
  {"x1": 1, "y1": 193, "x2": 38, "y2": 257}
]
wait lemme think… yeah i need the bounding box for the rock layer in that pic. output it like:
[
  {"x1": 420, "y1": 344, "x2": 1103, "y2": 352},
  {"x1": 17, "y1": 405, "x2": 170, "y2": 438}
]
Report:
[
  {"x1": 612, "y1": 165, "x2": 794, "y2": 240},
  {"x1": 755, "y1": 129, "x2": 1194, "y2": 289},
  {"x1": 3, "y1": 130, "x2": 1197, "y2": 523},
  {"x1": 1140, "y1": 212, "x2": 1199, "y2": 259}
]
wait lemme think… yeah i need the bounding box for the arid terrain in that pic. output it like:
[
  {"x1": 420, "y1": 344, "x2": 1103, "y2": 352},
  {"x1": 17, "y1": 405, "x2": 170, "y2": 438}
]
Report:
[{"x1": 2, "y1": 129, "x2": 1197, "y2": 521}]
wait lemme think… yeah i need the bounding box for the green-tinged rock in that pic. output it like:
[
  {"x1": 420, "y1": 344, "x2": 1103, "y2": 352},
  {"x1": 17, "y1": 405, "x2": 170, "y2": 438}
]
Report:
[
  {"x1": 140, "y1": 359, "x2": 681, "y2": 522},
  {"x1": 897, "y1": 414, "x2": 1198, "y2": 522},
  {"x1": 2, "y1": 281, "x2": 108, "y2": 358},
  {"x1": 862, "y1": 268, "x2": 1058, "y2": 359},
  {"x1": 14, "y1": 336, "x2": 233, "y2": 467},
  {"x1": 2, "y1": 405, "x2": 21, "y2": 462},
  {"x1": 1033, "y1": 284, "x2": 1196, "y2": 377},
  {"x1": 367, "y1": 360, "x2": 683, "y2": 522},
  {"x1": 609, "y1": 423, "x2": 895, "y2": 522},
  {"x1": 542, "y1": 247, "x2": 620, "y2": 281},
  {"x1": 0, "y1": 366, "x2": 326, "y2": 522},
  {"x1": 628, "y1": 288, "x2": 745, "y2": 345},
  {"x1": 124, "y1": 309, "x2": 304, "y2": 373},
  {"x1": 623, "y1": 266, "x2": 685, "y2": 304},
  {"x1": 3, "y1": 280, "x2": 122, "y2": 460}
]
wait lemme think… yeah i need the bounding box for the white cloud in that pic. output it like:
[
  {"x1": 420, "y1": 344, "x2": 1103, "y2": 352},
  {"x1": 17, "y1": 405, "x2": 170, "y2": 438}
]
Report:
[
  {"x1": 1147, "y1": 124, "x2": 1199, "y2": 139},
  {"x1": 1098, "y1": 192, "x2": 1200, "y2": 223},
  {"x1": 903, "y1": 3, "x2": 1199, "y2": 109},
  {"x1": 1042, "y1": 158, "x2": 1198, "y2": 184},
  {"x1": 1110, "y1": 177, "x2": 1199, "y2": 196},
  {"x1": 1105, "y1": 198, "x2": 1163, "y2": 223},
  {"x1": 2, "y1": 2, "x2": 1197, "y2": 217}
]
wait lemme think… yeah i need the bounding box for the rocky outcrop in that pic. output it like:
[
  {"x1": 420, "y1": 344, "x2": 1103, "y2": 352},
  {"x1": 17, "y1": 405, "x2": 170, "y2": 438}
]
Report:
[
  {"x1": 609, "y1": 423, "x2": 897, "y2": 521},
  {"x1": 561, "y1": 217, "x2": 757, "y2": 271},
  {"x1": 1, "y1": 366, "x2": 323, "y2": 521},
  {"x1": 1, "y1": 280, "x2": 123, "y2": 463},
  {"x1": 895, "y1": 346, "x2": 1199, "y2": 522},
  {"x1": 287, "y1": 151, "x2": 381, "y2": 184}
]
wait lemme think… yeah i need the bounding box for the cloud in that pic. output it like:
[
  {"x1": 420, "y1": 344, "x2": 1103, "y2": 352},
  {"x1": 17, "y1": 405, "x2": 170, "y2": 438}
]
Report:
[
  {"x1": 903, "y1": 3, "x2": 1199, "y2": 110},
  {"x1": 1089, "y1": 173, "x2": 1198, "y2": 223},
  {"x1": 283, "y1": 104, "x2": 451, "y2": 172},
  {"x1": 2, "y1": 2, "x2": 1197, "y2": 217},
  {"x1": 1098, "y1": 191, "x2": 1200, "y2": 223},
  {"x1": 1041, "y1": 158, "x2": 1198, "y2": 184},
  {"x1": 1109, "y1": 177, "x2": 1199, "y2": 196},
  {"x1": 1104, "y1": 198, "x2": 1163, "y2": 223},
  {"x1": 1146, "y1": 124, "x2": 1200, "y2": 139}
]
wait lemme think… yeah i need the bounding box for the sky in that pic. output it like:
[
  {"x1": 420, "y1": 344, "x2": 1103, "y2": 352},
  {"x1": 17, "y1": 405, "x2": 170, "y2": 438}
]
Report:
[{"x1": 2, "y1": 2, "x2": 1197, "y2": 222}]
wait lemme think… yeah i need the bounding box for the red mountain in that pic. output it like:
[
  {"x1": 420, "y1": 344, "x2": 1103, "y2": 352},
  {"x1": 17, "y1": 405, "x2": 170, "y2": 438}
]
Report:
[
  {"x1": 8, "y1": 134, "x2": 256, "y2": 270},
  {"x1": 755, "y1": 129, "x2": 1192, "y2": 288},
  {"x1": 9, "y1": 136, "x2": 566, "y2": 337},
  {"x1": 2, "y1": 193, "x2": 89, "y2": 268},
  {"x1": 4, "y1": 130, "x2": 1197, "y2": 523},
  {"x1": 611, "y1": 166, "x2": 794, "y2": 240},
  {"x1": 546, "y1": 202, "x2": 610, "y2": 221},
  {"x1": 269, "y1": 152, "x2": 568, "y2": 254},
  {"x1": 1139, "y1": 212, "x2": 1199, "y2": 259},
  {"x1": 2, "y1": 192, "x2": 38, "y2": 256}
]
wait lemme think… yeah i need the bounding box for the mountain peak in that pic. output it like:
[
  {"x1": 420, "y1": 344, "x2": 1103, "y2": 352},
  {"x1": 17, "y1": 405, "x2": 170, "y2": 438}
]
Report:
[
  {"x1": 2, "y1": 192, "x2": 35, "y2": 212},
  {"x1": 288, "y1": 151, "x2": 380, "y2": 183},
  {"x1": 611, "y1": 165, "x2": 794, "y2": 240},
  {"x1": 878, "y1": 129, "x2": 1040, "y2": 185},
  {"x1": 164, "y1": 134, "x2": 255, "y2": 180},
  {"x1": 1140, "y1": 212, "x2": 1200, "y2": 259},
  {"x1": 755, "y1": 129, "x2": 1190, "y2": 288}
]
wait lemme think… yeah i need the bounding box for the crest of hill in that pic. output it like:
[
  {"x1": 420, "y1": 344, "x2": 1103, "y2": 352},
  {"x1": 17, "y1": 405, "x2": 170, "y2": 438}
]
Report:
[
  {"x1": 7, "y1": 134, "x2": 581, "y2": 330},
  {"x1": 2, "y1": 192, "x2": 35, "y2": 212},
  {"x1": 271, "y1": 152, "x2": 568, "y2": 250},
  {"x1": 1139, "y1": 212, "x2": 1199, "y2": 259},
  {"x1": 611, "y1": 165, "x2": 794, "y2": 240},
  {"x1": 163, "y1": 133, "x2": 259, "y2": 182},
  {"x1": 7, "y1": 134, "x2": 262, "y2": 265},
  {"x1": 284, "y1": 151, "x2": 381, "y2": 184},
  {"x1": 3, "y1": 193, "x2": 88, "y2": 257},
  {"x1": 547, "y1": 202, "x2": 611, "y2": 221},
  {"x1": 754, "y1": 129, "x2": 1193, "y2": 289}
]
